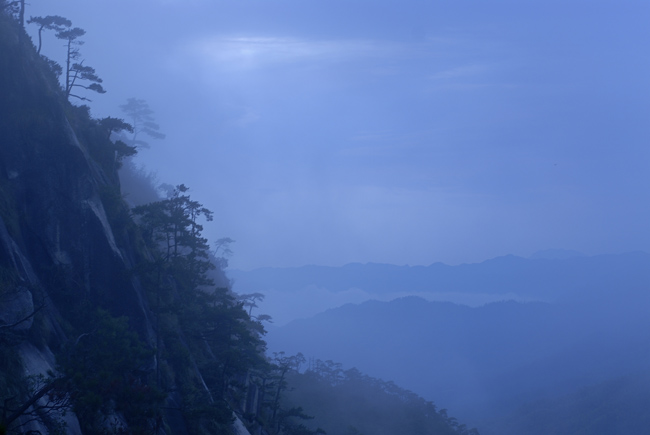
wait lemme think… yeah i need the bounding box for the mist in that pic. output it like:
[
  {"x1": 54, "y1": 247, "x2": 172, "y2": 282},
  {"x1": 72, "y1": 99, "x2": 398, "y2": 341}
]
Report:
[
  {"x1": 28, "y1": 0, "x2": 650, "y2": 271},
  {"x1": 4, "y1": 0, "x2": 649, "y2": 433}
]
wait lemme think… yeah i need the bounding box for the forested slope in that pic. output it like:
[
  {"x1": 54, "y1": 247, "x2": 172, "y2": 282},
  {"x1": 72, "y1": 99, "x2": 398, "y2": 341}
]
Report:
[
  {"x1": 282, "y1": 360, "x2": 479, "y2": 435},
  {"x1": 267, "y1": 294, "x2": 650, "y2": 433}
]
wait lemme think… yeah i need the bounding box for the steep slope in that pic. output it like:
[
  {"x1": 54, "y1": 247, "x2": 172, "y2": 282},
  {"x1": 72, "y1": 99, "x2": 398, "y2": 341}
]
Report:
[
  {"x1": 0, "y1": 12, "x2": 157, "y2": 433},
  {"x1": 0, "y1": 12, "x2": 255, "y2": 435},
  {"x1": 0, "y1": 5, "x2": 153, "y2": 338}
]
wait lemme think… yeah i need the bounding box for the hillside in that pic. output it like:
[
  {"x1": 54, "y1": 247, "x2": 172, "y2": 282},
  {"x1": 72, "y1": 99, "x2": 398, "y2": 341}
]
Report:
[
  {"x1": 266, "y1": 295, "x2": 650, "y2": 433},
  {"x1": 282, "y1": 362, "x2": 479, "y2": 435}
]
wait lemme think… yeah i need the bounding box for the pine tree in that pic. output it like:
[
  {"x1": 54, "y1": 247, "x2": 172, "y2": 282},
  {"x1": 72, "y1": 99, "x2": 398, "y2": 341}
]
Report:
[
  {"x1": 56, "y1": 27, "x2": 105, "y2": 101},
  {"x1": 120, "y1": 98, "x2": 166, "y2": 149},
  {"x1": 27, "y1": 15, "x2": 71, "y2": 54}
]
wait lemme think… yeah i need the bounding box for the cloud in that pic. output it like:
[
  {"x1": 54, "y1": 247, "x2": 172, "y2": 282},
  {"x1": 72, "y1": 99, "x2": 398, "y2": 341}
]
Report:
[
  {"x1": 175, "y1": 34, "x2": 466, "y2": 74},
  {"x1": 256, "y1": 285, "x2": 373, "y2": 325},
  {"x1": 428, "y1": 64, "x2": 489, "y2": 81},
  {"x1": 349, "y1": 130, "x2": 395, "y2": 142},
  {"x1": 182, "y1": 36, "x2": 399, "y2": 71},
  {"x1": 229, "y1": 106, "x2": 260, "y2": 127}
]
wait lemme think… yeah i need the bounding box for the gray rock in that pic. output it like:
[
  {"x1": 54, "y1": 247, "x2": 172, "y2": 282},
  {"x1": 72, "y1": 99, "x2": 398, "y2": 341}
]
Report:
[{"x1": 0, "y1": 285, "x2": 34, "y2": 331}]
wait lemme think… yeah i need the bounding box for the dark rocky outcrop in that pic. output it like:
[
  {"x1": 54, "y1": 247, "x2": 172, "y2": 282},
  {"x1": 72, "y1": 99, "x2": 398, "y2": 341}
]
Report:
[
  {"x1": 0, "y1": 12, "x2": 257, "y2": 434},
  {"x1": 0, "y1": 13, "x2": 160, "y2": 433}
]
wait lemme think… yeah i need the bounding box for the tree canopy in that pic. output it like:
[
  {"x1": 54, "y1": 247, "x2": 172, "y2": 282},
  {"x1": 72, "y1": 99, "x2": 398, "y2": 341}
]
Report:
[
  {"x1": 27, "y1": 15, "x2": 71, "y2": 54},
  {"x1": 55, "y1": 26, "x2": 105, "y2": 101},
  {"x1": 120, "y1": 98, "x2": 166, "y2": 149}
]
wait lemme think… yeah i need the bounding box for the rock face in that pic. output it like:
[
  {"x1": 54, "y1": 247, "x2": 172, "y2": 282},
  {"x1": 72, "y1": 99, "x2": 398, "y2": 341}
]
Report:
[
  {"x1": 0, "y1": 15, "x2": 254, "y2": 435},
  {"x1": 0, "y1": 284, "x2": 34, "y2": 332},
  {"x1": 0, "y1": 215, "x2": 36, "y2": 332},
  {"x1": 0, "y1": 14, "x2": 160, "y2": 433},
  {"x1": 0, "y1": 18, "x2": 151, "y2": 333}
]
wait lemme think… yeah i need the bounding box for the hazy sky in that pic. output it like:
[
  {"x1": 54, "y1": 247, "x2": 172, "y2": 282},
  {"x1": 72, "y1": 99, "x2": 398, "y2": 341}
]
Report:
[{"x1": 28, "y1": 0, "x2": 650, "y2": 270}]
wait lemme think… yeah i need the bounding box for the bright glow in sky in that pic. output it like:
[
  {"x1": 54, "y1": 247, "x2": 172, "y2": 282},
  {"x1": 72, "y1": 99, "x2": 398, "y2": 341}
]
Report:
[{"x1": 28, "y1": 0, "x2": 650, "y2": 269}]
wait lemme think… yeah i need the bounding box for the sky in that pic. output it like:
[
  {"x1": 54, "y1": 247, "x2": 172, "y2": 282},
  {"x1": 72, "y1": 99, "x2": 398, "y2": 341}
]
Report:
[{"x1": 27, "y1": 0, "x2": 650, "y2": 270}]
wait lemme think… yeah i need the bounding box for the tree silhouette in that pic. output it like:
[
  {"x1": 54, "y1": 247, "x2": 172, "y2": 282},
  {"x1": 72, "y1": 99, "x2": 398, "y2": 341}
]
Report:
[
  {"x1": 1, "y1": 1, "x2": 21, "y2": 23},
  {"x1": 99, "y1": 116, "x2": 133, "y2": 140},
  {"x1": 4, "y1": 0, "x2": 27, "y2": 27},
  {"x1": 17, "y1": 0, "x2": 23, "y2": 27},
  {"x1": 119, "y1": 98, "x2": 165, "y2": 149},
  {"x1": 239, "y1": 292, "x2": 265, "y2": 316},
  {"x1": 0, "y1": 374, "x2": 70, "y2": 433},
  {"x1": 27, "y1": 15, "x2": 71, "y2": 54},
  {"x1": 269, "y1": 352, "x2": 306, "y2": 433},
  {"x1": 56, "y1": 27, "x2": 105, "y2": 101}
]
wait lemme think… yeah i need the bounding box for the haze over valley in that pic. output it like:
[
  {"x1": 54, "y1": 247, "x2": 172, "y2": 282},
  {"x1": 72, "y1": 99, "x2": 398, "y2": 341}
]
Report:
[{"x1": 1, "y1": 1, "x2": 649, "y2": 434}]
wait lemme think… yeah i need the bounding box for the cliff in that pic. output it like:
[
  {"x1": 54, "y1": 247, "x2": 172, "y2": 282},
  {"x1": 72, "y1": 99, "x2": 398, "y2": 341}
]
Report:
[{"x1": 0, "y1": 12, "x2": 254, "y2": 435}]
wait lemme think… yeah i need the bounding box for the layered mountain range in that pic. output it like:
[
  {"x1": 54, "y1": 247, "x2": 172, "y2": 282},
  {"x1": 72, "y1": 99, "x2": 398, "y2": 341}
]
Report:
[{"x1": 258, "y1": 253, "x2": 650, "y2": 433}]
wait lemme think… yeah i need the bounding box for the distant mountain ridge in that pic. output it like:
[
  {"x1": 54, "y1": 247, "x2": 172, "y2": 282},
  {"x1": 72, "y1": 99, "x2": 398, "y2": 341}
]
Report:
[
  {"x1": 228, "y1": 251, "x2": 650, "y2": 302},
  {"x1": 528, "y1": 248, "x2": 587, "y2": 260}
]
